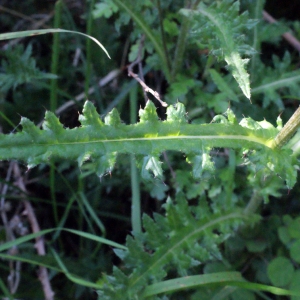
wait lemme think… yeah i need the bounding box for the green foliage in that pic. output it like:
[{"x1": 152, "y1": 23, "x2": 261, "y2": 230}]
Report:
[
  {"x1": 97, "y1": 194, "x2": 254, "y2": 299},
  {"x1": 1, "y1": 0, "x2": 300, "y2": 299},
  {"x1": 267, "y1": 256, "x2": 294, "y2": 287},
  {"x1": 0, "y1": 45, "x2": 56, "y2": 92},
  {"x1": 251, "y1": 52, "x2": 300, "y2": 109},
  {"x1": 181, "y1": 0, "x2": 255, "y2": 100},
  {"x1": 0, "y1": 100, "x2": 297, "y2": 188}
]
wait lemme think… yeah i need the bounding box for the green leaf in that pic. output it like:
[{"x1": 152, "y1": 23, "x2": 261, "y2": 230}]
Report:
[
  {"x1": 181, "y1": 0, "x2": 253, "y2": 100},
  {"x1": 267, "y1": 256, "x2": 294, "y2": 287},
  {"x1": 166, "y1": 102, "x2": 187, "y2": 123},
  {"x1": 209, "y1": 69, "x2": 239, "y2": 102},
  {"x1": 127, "y1": 211, "x2": 247, "y2": 296},
  {"x1": 51, "y1": 248, "x2": 103, "y2": 289},
  {"x1": 98, "y1": 196, "x2": 250, "y2": 298},
  {"x1": 95, "y1": 153, "x2": 117, "y2": 177},
  {"x1": 0, "y1": 45, "x2": 57, "y2": 92},
  {"x1": 288, "y1": 217, "x2": 300, "y2": 239},
  {"x1": 142, "y1": 155, "x2": 163, "y2": 179},
  {"x1": 290, "y1": 270, "x2": 300, "y2": 300},
  {"x1": 93, "y1": 1, "x2": 118, "y2": 18},
  {"x1": 278, "y1": 226, "x2": 292, "y2": 245},
  {"x1": 105, "y1": 108, "x2": 122, "y2": 126},
  {"x1": 79, "y1": 100, "x2": 104, "y2": 127},
  {"x1": 111, "y1": 0, "x2": 170, "y2": 80},
  {"x1": 248, "y1": 52, "x2": 300, "y2": 108},
  {"x1": 186, "y1": 148, "x2": 215, "y2": 179},
  {"x1": 0, "y1": 100, "x2": 297, "y2": 188},
  {"x1": 290, "y1": 240, "x2": 300, "y2": 263},
  {"x1": 231, "y1": 289, "x2": 256, "y2": 300},
  {"x1": 139, "y1": 100, "x2": 159, "y2": 123},
  {"x1": 246, "y1": 239, "x2": 267, "y2": 253}
]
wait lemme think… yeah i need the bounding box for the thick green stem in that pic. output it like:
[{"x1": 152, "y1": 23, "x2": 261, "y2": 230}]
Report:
[
  {"x1": 274, "y1": 106, "x2": 300, "y2": 149},
  {"x1": 130, "y1": 86, "x2": 142, "y2": 234},
  {"x1": 171, "y1": 13, "x2": 190, "y2": 82}
]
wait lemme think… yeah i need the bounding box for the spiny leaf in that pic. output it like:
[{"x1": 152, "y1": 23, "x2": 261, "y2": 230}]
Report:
[
  {"x1": 0, "y1": 45, "x2": 57, "y2": 92},
  {"x1": 0, "y1": 100, "x2": 297, "y2": 188},
  {"x1": 43, "y1": 111, "x2": 64, "y2": 134},
  {"x1": 104, "y1": 108, "x2": 122, "y2": 126},
  {"x1": 180, "y1": 0, "x2": 254, "y2": 100},
  {"x1": 20, "y1": 117, "x2": 40, "y2": 137},
  {"x1": 186, "y1": 148, "x2": 215, "y2": 179},
  {"x1": 139, "y1": 100, "x2": 159, "y2": 123},
  {"x1": 95, "y1": 153, "x2": 117, "y2": 177},
  {"x1": 98, "y1": 195, "x2": 251, "y2": 298},
  {"x1": 249, "y1": 52, "x2": 300, "y2": 108},
  {"x1": 142, "y1": 155, "x2": 163, "y2": 179},
  {"x1": 166, "y1": 102, "x2": 187, "y2": 123},
  {"x1": 209, "y1": 69, "x2": 240, "y2": 102},
  {"x1": 79, "y1": 100, "x2": 104, "y2": 127}
]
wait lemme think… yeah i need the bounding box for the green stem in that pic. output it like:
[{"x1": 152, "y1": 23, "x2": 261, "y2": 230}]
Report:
[
  {"x1": 274, "y1": 106, "x2": 300, "y2": 149},
  {"x1": 50, "y1": 0, "x2": 62, "y2": 228},
  {"x1": 130, "y1": 86, "x2": 142, "y2": 234},
  {"x1": 112, "y1": 0, "x2": 171, "y2": 81},
  {"x1": 156, "y1": 0, "x2": 171, "y2": 72},
  {"x1": 170, "y1": 0, "x2": 204, "y2": 82},
  {"x1": 50, "y1": 165, "x2": 59, "y2": 227},
  {"x1": 171, "y1": 8, "x2": 190, "y2": 82},
  {"x1": 84, "y1": 0, "x2": 95, "y2": 97},
  {"x1": 225, "y1": 149, "x2": 235, "y2": 208},
  {"x1": 50, "y1": 0, "x2": 62, "y2": 111}
]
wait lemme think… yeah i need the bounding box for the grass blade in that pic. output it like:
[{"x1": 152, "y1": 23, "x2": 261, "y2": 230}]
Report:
[
  {"x1": 51, "y1": 248, "x2": 102, "y2": 289},
  {"x1": 0, "y1": 28, "x2": 110, "y2": 59},
  {"x1": 0, "y1": 228, "x2": 126, "y2": 253},
  {"x1": 142, "y1": 272, "x2": 243, "y2": 297},
  {"x1": 142, "y1": 272, "x2": 300, "y2": 298}
]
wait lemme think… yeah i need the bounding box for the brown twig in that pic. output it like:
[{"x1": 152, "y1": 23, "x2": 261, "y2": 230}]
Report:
[
  {"x1": 127, "y1": 69, "x2": 167, "y2": 107},
  {"x1": 263, "y1": 10, "x2": 300, "y2": 52},
  {"x1": 127, "y1": 35, "x2": 168, "y2": 107},
  {"x1": 128, "y1": 35, "x2": 148, "y2": 102},
  {"x1": 13, "y1": 164, "x2": 55, "y2": 300}
]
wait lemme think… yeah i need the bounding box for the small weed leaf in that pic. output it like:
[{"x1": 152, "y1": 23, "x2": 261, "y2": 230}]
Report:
[{"x1": 267, "y1": 256, "x2": 294, "y2": 287}]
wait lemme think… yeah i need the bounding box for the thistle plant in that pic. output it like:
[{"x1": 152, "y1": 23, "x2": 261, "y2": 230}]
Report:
[{"x1": 1, "y1": 0, "x2": 300, "y2": 299}]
